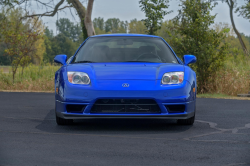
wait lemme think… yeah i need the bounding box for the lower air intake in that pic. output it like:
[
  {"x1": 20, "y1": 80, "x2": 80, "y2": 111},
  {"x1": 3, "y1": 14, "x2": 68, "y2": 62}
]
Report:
[
  {"x1": 66, "y1": 104, "x2": 86, "y2": 113},
  {"x1": 165, "y1": 105, "x2": 185, "y2": 113},
  {"x1": 90, "y1": 99, "x2": 161, "y2": 114}
]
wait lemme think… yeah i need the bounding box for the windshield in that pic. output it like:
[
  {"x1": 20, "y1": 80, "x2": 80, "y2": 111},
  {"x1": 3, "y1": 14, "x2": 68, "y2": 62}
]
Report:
[{"x1": 72, "y1": 37, "x2": 178, "y2": 63}]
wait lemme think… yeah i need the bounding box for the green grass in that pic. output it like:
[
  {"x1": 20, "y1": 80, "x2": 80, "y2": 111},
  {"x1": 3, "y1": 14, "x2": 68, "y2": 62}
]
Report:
[
  {"x1": 197, "y1": 93, "x2": 232, "y2": 98},
  {"x1": 197, "y1": 93, "x2": 250, "y2": 100}
]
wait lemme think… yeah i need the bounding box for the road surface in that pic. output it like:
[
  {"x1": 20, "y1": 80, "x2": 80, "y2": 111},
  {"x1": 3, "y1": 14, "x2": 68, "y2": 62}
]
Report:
[{"x1": 0, "y1": 92, "x2": 249, "y2": 166}]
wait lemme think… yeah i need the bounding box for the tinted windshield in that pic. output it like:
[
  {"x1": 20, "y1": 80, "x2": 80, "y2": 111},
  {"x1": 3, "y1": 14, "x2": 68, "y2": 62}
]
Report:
[{"x1": 72, "y1": 37, "x2": 178, "y2": 63}]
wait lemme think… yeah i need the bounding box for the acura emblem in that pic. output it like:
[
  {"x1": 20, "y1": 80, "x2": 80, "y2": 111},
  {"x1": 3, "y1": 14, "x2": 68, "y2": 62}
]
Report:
[{"x1": 122, "y1": 83, "x2": 129, "y2": 87}]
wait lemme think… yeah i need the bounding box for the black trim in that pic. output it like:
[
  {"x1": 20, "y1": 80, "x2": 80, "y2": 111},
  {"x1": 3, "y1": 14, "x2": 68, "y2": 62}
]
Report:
[
  {"x1": 56, "y1": 111, "x2": 195, "y2": 120},
  {"x1": 90, "y1": 99, "x2": 161, "y2": 114}
]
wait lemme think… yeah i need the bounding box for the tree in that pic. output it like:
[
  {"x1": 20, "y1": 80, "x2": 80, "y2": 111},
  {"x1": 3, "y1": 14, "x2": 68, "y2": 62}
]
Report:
[
  {"x1": 211, "y1": 0, "x2": 249, "y2": 56},
  {"x1": 93, "y1": 17, "x2": 105, "y2": 34},
  {"x1": 168, "y1": 0, "x2": 229, "y2": 93},
  {"x1": 44, "y1": 27, "x2": 54, "y2": 38},
  {"x1": 105, "y1": 18, "x2": 120, "y2": 33},
  {"x1": 43, "y1": 35, "x2": 53, "y2": 63},
  {"x1": 56, "y1": 18, "x2": 72, "y2": 38},
  {"x1": 54, "y1": 33, "x2": 78, "y2": 57},
  {"x1": 43, "y1": 26, "x2": 80, "y2": 63},
  {"x1": 236, "y1": 0, "x2": 250, "y2": 21},
  {"x1": 155, "y1": 20, "x2": 174, "y2": 40},
  {"x1": 103, "y1": 18, "x2": 128, "y2": 33},
  {"x1": 225, "y1": 0, "x2": 249, "y2": 56},
  {"x1": 0, "y1": 8, "x2": 44, "y2": 83},
  {"x1": 93, "y1": 17, "x2": 104, "y2": 31},
  {"x1": 128, "y1": 19, "x2": 147, "y2": 34},
  {"x1": 118, "y1": 21, "x2": 128, "y2": 33},
  {"x1": 213, "y1": 22, "x2": 250, "y2": 62},
  {"x1": 56, "y1": 18, "x2": 82, "y2": 42},
  {"x1": 0, "y1": 42, "x2": 11, "y2": 66},
  {"x1": 1, "y1": 0, "x2": 95, "y2": 40},
  {"x1": 139, "y1": 0, "x2": 172, "y2": 35}
]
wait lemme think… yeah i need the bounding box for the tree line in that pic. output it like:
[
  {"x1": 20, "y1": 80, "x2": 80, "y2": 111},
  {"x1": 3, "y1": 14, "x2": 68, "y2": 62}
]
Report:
[{"x1": 0, "y1": 0, "x2": 250, "y2": 92}]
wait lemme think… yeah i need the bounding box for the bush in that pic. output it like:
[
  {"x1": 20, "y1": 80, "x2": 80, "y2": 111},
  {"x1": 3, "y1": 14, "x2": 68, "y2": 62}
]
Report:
[{"x1": 167, "y1": 0, "x2": 229, "y2": 93}]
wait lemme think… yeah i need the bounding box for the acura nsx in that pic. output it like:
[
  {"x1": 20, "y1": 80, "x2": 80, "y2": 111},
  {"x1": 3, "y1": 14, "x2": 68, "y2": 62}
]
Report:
[{"x1": 54, "y1": 34, "x2": 197, "y2": 125}]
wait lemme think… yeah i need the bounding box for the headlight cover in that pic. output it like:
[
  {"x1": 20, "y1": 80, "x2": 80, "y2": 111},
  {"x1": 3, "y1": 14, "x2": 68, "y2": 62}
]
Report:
[
  {"x1": 161, "y1": 72, "x2": 184, "y2": 84},
  {"x1": 67, "y1": 72, "x2": 90, "y2": 85}
]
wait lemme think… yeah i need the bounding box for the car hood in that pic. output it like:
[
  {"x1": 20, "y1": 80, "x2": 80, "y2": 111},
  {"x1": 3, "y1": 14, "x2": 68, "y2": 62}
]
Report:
[{"x1": 67, "y1": 63, "x2": 184, "y2": 80}]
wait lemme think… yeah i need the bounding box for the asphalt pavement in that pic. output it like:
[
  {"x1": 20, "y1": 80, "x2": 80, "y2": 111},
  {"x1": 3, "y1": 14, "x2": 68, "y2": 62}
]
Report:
[{"x1": 0, "y1": 92, "x2": 249, "y2": 166}]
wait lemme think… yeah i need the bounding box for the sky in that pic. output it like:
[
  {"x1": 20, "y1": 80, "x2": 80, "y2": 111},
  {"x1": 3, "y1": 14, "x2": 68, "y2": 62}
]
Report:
[{"x1": 36, "y1": 0, "x2": 250, "y2": 35}]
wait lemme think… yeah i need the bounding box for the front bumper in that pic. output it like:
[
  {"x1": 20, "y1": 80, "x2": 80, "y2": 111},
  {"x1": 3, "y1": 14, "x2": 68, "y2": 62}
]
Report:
[
  {"x1": 55, "y1": 100, "x2": 196, "y2": 119},
  {"x1": 55, "y1": 80, "x2": 196, "y2": 119}
]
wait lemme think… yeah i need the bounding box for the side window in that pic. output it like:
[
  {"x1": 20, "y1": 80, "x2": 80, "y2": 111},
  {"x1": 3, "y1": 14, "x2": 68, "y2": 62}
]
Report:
[{"x1": 72, "y1": 46, "x2": 85, "y2": 63}]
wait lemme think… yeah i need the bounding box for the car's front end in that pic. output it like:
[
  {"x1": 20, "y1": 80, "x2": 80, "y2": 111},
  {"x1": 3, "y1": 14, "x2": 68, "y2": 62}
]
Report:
[{"x1": 54, "y1": 34, "x2": 197, "y2": 125}]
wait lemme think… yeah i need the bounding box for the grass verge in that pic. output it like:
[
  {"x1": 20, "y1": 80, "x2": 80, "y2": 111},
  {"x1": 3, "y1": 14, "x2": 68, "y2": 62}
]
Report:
[
  {"x1": 197, "y1": 93, "x2": 250, "y2": 100},
  {"x1": 0, "y1": 64, "x2": 59, "y2": 91}
]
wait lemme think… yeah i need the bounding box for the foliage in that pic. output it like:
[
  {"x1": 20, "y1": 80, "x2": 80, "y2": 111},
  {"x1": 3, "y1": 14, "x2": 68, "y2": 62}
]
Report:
[
  {"x1": 213, "y1": 22, "x2": 250, "y2": 55},
  {"x1": 92, "y1": 17, "x2": 129, "y2": 34},
  {"x1": 43, "y1": 33, "x2": 79, "y2": 63},
  {"x1": 207, "y1": 22, "x2": 250, "y2": 95},
  {"x1": 0, "y1": 0, "x2": 18, "y2": 7},
  {"x1": 168, "y1": 0, "x2": 229, "y2": 93},
  {"x1": 56, "y1": 18, "x2": 82, "y2": 42},
  {"x1": 139, "y1": 0, "x2": 171, "y2": 35},
  {"x1": 0, "y1": 42, "x2": 11, "y2": 65},
  {"x1": 204, "y1": 56, "x2": 250, "y2": 96},
  {"x1": 93, "y1": 17, "x2": 105, "y2": 31},
  {"x1": 105, "y1": 18, "x2": 120, "y2": 33},
  {"x1": 245, "y1": 34, "x2": 250, "y2": 44},
  {"x1": 155, "y1": 20, "x2": 175, "y2": 40},
  {"x1": 44, "y1": 27, "x2": 53, "y2": 38},
  {"x1": 236, "y1": 0, "x2": 250, "y2": 21},
  {"x1": 128, "y1": 19, "x2": 147, "y2": 34},
  {"x1": 0, "y1": 8, "x2": 44, "y2": 83},
  {"x1": 104, "y1": 18, "x2": 128, "y2": 33},
  {"x1": 42, "y1": 35, "x2": 54, "y2": 63},
  {"x1": 43, "y1": 18, "x2": 83, "y2": 63}
]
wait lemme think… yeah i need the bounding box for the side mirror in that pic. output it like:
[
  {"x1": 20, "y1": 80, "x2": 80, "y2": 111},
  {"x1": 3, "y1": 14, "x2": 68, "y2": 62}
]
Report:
[
  {"x1": 54, "y1": 54, "x2": 67, "y2": 65},
  {"x1": 183, "y1": 55, "x2": 196, "y2": 65}
]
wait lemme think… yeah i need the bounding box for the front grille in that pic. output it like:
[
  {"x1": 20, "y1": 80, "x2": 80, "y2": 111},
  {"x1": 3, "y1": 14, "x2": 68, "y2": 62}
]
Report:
[
  {"x1": 90, "y1": 99, "x2": 161, "y2": 113},
  {"x1": 66, "y1": 104, "x2": 86, "y2": 113},
  {"x1": 165, "y1": 105, "x2": 185, "y2": 113}
]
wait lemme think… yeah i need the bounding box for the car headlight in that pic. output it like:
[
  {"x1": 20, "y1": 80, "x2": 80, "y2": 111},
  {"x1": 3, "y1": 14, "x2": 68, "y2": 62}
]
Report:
[
  {"x1": 161, "y1": 72, "x2": 184, "y2": 84},
  {"x1": 67, "y1": 72, "x2": 90, "y2": 85}
]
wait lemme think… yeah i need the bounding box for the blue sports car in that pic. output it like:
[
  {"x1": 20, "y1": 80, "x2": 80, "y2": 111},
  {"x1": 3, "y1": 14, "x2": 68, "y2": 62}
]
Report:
[{"x1": 54, "y1": 34, "x2": 197, "y2": 125}]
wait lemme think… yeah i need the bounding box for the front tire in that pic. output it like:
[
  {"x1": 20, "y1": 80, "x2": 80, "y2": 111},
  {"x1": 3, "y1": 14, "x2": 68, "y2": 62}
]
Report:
[{"x1": 56, "y1": 115, "x2": 73, "y2": 125}]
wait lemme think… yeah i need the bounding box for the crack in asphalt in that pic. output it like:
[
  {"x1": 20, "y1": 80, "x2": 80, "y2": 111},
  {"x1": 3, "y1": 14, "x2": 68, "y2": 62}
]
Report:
[{"x1": 196, "y1": 120, "x2": 250, "y2": 134}]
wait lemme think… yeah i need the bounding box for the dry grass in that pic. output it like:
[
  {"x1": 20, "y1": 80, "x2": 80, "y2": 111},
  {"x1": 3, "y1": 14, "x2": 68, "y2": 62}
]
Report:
[
  {"x1": 0, "y1": 66, "x2": 10, "y2": 73},
  {"x1": 203, "y1": 56, "x2": 250, "y2": 96},
  {"x1": 0, "y1": 64, "x2": 59, "y2": 91}
]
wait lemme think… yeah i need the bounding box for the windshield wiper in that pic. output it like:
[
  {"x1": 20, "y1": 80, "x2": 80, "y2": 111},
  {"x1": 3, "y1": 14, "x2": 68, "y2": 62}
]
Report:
[{"x1": 73, "y1": 61, "x2": 95, "y2": 63}]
